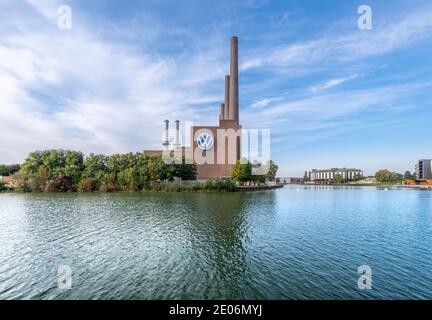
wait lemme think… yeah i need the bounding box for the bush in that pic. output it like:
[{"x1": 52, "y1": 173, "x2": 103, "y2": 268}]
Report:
[
  {"x1": 213, "y1": 178, "x2": 237, "y2": 192},
  {"x1": 188, "y1": 181, "x2": 205, "y2": 192},
  {"x1": 204, "y1": 179, "x2": 215, "y2": 190},
  {"x1": 200, "y1": 178, "x2": 237, "y2": 192},
  {"x1": 163, "y1": 182, "x2": 182, "y2": 192},
  {"x1": 78, "y1": 178, "x2": 98, "y2": 192},
  {"x1": 99, "y1": 182, "x2": 120, "y2": 192},
  {"x1": 14, "y1": 180, "x2": 31, "y2": 192},
  {"x1": 47, "y1": 175, "x2": 74, "y2": 192}
]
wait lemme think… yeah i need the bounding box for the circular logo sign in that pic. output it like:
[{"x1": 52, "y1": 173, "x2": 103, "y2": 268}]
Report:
[{"x1": 197, "y1": 132, "x2": 214, "y2": 150}]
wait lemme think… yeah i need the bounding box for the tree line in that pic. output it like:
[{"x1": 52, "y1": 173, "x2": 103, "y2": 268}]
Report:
[
  {"x1": 12, "y1": 150, "x2": 197, "y2": 192},
  {"x1": 374, "y1": 169, "x2": 405, "y2": 183},
  {"x1": 4, "y1": 150, "x2": 279, "y2": 192}
]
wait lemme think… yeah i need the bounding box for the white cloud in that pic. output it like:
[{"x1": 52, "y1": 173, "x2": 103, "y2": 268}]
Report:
[
  {"x1": 242, "y1": 7, "x2": 432, "y2": 71},
  {"x1": 240, "y1": 58, "x2": 263, "y2": 71},
  {"x1": 0, "y1": 1, "x2": 227, "y2": 163},
  {"x1": 250, "y1": 97, "x2": 282, "y2": 108},
  {"x1": 242, "y1": 82, "x2": 432, "y2": 136},
  {"x1": 310, "y1": 74, "x2": 359, "y2": 92}
]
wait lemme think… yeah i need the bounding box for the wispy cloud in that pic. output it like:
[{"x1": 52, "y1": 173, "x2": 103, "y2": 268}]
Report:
[
  {"x1": 242, "y1": 81, "x2": 432, "y2": 136},
  {"x1": 310, "y1": 74, "x2": 359, "y2": 92},
  {"x1": 250, "y1": 97, "x2": 282, "y2": 108},
  {"x1": 0, "y1": 0, "x2": 229, "y2": 163},
  {"x1": 241, "y1": 7, "x2": 432, "y2": 71}
]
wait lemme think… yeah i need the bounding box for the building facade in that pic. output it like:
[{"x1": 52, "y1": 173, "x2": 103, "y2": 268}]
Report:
[
  {"x1": 415, "y1": 159, "x2": 432, "y2": 180},
  {"x1": 145, "y1": 36, "x2": 242, "y2": 180},
  {"x1": 309, "y1": 168, "x2": 363, "y2": 184}
]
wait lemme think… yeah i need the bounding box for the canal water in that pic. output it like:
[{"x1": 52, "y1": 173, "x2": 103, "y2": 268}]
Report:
[{"x1": 1, "y1": 186, "x2": 431, "y2": 299}]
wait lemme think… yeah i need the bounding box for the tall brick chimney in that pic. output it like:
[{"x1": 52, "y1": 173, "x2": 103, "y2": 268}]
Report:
[
  {"x1": 228, "y1": 36, "x2": 239, "y2": 124},
  {"x1": 224, "y1": 75, "x2": 230, "y2": 120}
]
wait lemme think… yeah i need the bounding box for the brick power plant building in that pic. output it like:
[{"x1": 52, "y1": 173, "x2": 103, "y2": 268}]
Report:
[{"x1": 145, "y1": 36, "x2": 243, "y2": 180}]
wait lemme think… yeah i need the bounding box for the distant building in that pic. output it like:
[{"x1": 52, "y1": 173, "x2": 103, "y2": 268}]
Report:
[
  {"x1": 415, "y1": 159, "x2": 432, "y2": 180},
  {"x1": 277, "y1": 177, "x2": 304, "y2": 184},
  {"x1": 309, "y1": 168, "x2": 363, "y2": 184}
]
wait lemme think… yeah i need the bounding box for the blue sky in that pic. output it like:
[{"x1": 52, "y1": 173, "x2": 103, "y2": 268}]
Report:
[{"x1": 0, "y1": 0, "x2": 431, "y2": 176}]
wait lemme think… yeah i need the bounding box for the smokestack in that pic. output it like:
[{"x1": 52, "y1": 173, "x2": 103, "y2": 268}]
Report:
[
  {"x1": 220, "y1": 103, "x2": 225, "y2": 120},
  {"x1": 162, "y1": 120, "x2": 169, "y2": 150},
  {"x1": 174, "y1": 120, "x2": 180, "y2": 147},
  {"x1": 229, "y1": 36, "x2": 239, "y2": 123},
  {"x1": 224, "y1": 75, "x2": 230, "y2": 120}
]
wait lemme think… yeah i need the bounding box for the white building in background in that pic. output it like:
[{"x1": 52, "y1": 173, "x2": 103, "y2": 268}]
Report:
[
  {"x1": 415, "y1": 159, "x2": 432, "y2": 180},
  {"x1": 309, "y1": 168, "x2": 363, "y2": 184}
]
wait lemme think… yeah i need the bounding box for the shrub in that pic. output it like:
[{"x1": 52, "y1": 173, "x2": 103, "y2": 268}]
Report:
[
  {"x1": 188, "y1": 181, "x2": 205, "y2": 192},
  {"x1": 14, "y1": 180, "x2": 31, "y2": 192},
  {"x1": 99, "y1": 182, "x2": 119, "y2": 192},
  {"x1": 78, "y1": 178, "x2": 98, "y2": 192},
  {"x1": 213, "y1": 178, "x2": 237, "y2": 192},
  {"x1": 47, "y1": 175, "x2": 74, "y2": 192},
  {"x1": 163, "y1": 182, "x2": 182, "y2": 192},
  {"x1": 204, "y1": 179, "x2": 215, "y2": 190}
]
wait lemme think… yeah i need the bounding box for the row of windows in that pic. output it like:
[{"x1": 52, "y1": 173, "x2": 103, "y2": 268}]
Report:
[{"x1": 310, "y1": 171, "x2": 362, "y2": 180}]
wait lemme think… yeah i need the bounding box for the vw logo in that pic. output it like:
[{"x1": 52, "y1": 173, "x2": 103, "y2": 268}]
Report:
[{"x1": 197, "y1": 132, "x2": 214, "y2": 150}]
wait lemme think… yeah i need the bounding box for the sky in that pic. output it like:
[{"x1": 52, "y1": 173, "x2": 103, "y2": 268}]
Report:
[{"x1": 0, "y1": 0, "x2": 431, "y2": 176}]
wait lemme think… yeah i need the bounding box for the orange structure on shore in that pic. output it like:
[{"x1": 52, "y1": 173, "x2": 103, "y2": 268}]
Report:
[{"x1": 404, "y1": 179, "x2": 432, "y2": 186}]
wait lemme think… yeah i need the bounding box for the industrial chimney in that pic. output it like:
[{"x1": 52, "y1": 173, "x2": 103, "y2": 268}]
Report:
[
  {"x1": 224, "y1": 75, "x2": 230, "y2": 120},
  {"x1": 162, "y1": 120, "x2": 169, "y2": 150},
  {"x1": 174, "y1": 120, "x2": 180, "y2": 147},
  {"x1": 228, "y1": 36, "x2": 239, "y2": 124}
]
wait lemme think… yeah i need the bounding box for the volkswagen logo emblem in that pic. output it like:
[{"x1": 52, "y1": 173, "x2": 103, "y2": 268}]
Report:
[{"x1": 197, "y1": 132, "x2": 214, "y2": 150}]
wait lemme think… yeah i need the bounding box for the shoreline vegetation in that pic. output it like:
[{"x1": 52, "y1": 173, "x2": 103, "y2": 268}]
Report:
[{"x1": 0, "y1": 149, "x2": 279, "y2": 193}]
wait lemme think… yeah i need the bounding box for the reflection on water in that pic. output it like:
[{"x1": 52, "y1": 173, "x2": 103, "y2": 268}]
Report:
[{"x1": 0, "y1": 187, "x2": 431, "y2": 299}]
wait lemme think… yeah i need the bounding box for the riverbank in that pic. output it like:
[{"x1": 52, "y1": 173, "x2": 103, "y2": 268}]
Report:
[
  {"x1": 238, "y1": 184, "x2": 284, "y2": 191},
  {"x1": 0, "y1": 180, "x2": 284, "y2": 193}
]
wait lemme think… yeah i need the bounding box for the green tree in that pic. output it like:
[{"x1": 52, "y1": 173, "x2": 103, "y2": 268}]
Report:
[
  {"x1": 20, "y1": 151, "x2": 45, "y2": 175},
  {"x1": 333, "y1": 173, "x2": 343, "y2": 184},
  {"x1": 28, "y1": 165, "x2": 49, "y2": 192},
  {"x1": 147, "y1": 156, "x2": 166, "y2": 187},
  {"x1": 63, "y1": 151, "x2": 84, "y2": 185},
  {"x1": 170, "y1": 158, "x2": 197, "y2": 181},
  {"x1": 231, "y1": 159, "x2": 252, "y2": 184},
  {"x1": 0, "y1": 164, "x2": 20, "y2": 176},
  {"x1": 375, "y1": 169, "x2": 403, "y2": 183},
  {"x1": 375, "y1": 169, "x2": 393, "y2": 182},
  {"x1": 404, "y1": 171, "x2": 415, "y2": 180},
  {"x1": 78, "y1": 178, "x2": 98, "y2": 192},
  {"x1": 81, "y1": 153, "x2": 108, "y2": 184},
  {"x1": 265, "y1": 160, "x2": 278, "y2": 181}
]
